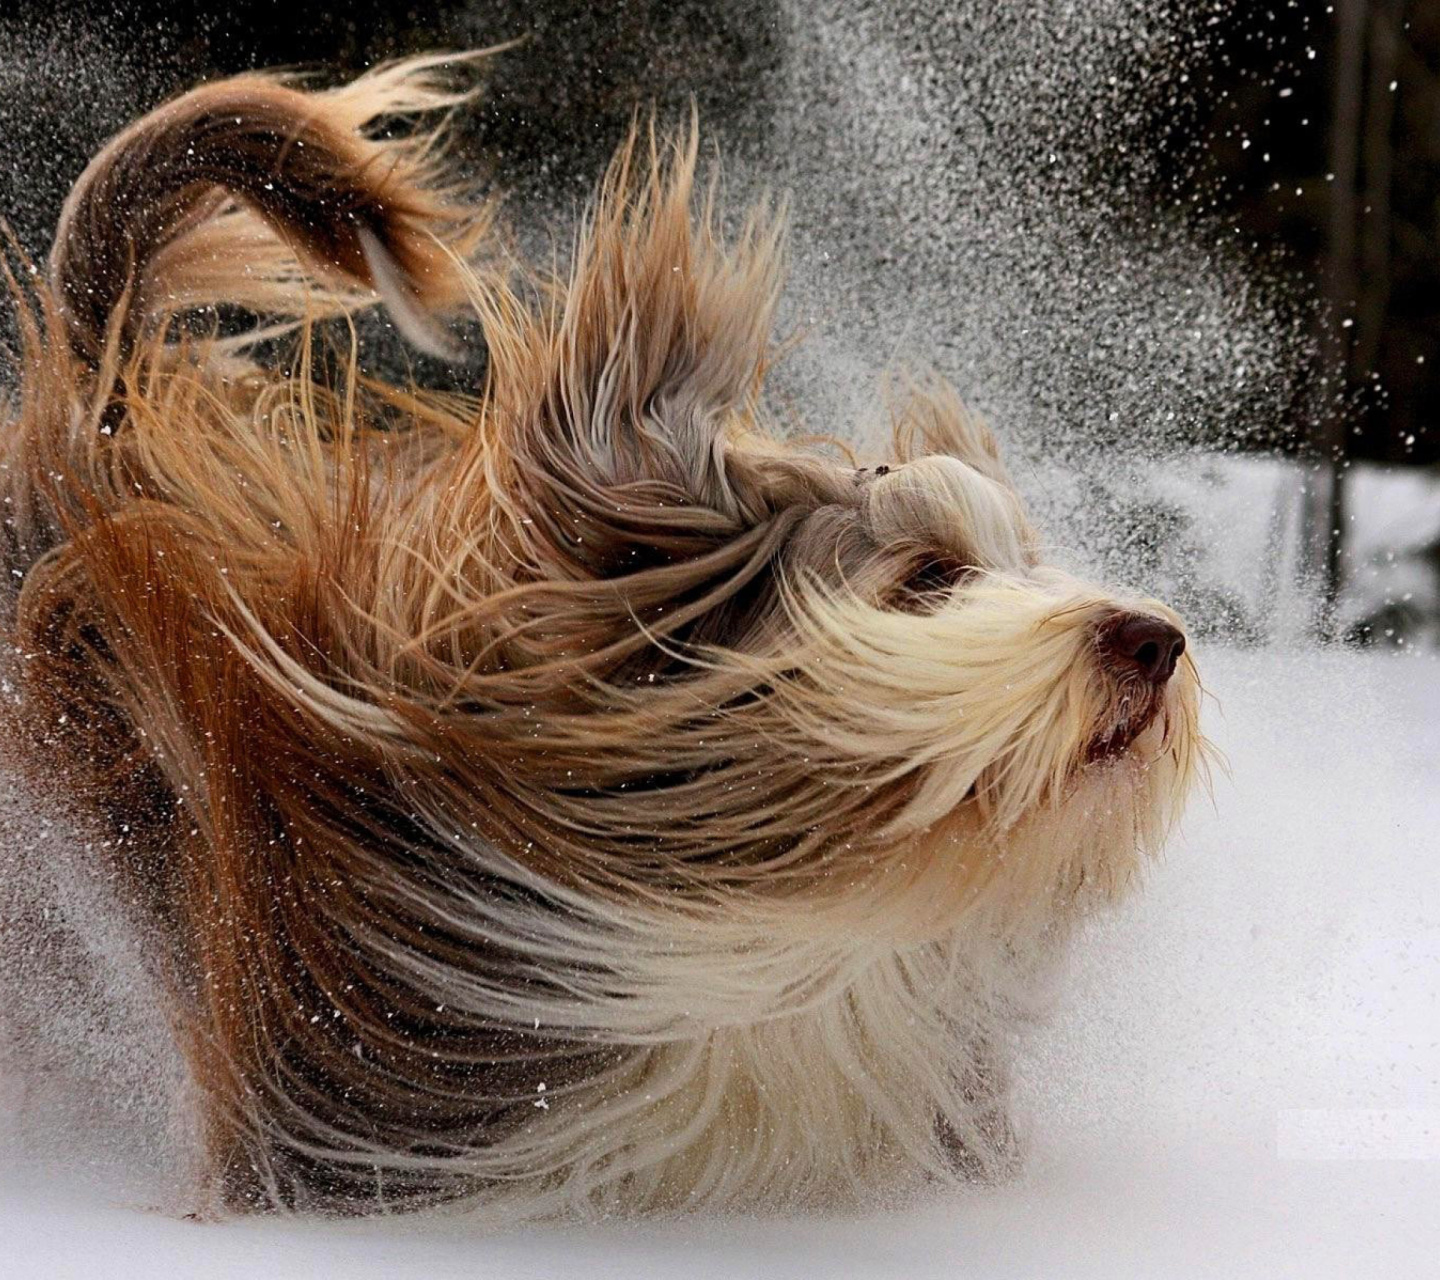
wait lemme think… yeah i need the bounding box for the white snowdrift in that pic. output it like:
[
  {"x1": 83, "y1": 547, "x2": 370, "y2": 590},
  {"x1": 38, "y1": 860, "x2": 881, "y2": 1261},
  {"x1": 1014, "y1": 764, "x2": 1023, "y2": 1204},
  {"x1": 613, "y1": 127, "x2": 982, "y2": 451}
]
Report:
[{"x1": 2, "y1": 645, "x2": 1438, "y2": 1279}]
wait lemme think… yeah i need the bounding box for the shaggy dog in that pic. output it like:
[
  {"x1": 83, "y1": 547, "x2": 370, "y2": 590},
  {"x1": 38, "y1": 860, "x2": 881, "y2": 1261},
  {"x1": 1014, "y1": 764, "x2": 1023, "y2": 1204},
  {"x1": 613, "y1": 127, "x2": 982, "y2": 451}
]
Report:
[{"x1": 0, "y1": 55, "x2": 1203, "y2": 1216}]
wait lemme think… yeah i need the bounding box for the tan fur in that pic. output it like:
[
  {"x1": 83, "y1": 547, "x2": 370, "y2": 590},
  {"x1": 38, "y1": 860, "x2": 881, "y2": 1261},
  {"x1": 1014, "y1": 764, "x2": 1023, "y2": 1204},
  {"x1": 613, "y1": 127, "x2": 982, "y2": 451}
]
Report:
[{"x1": 0, "y1": 56, "x2": 1207, "y2": 1216}]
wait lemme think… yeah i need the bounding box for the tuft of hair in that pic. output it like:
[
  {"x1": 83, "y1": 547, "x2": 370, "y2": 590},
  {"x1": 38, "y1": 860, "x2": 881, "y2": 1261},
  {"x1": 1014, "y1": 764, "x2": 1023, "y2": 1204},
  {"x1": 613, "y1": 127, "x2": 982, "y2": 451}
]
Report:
[
  {"x1": 49, "y1": 51, "x2": 494, "y2": 360},
  {"x1": 1, "y1": 52, "x2": 496, "y2": 585}
]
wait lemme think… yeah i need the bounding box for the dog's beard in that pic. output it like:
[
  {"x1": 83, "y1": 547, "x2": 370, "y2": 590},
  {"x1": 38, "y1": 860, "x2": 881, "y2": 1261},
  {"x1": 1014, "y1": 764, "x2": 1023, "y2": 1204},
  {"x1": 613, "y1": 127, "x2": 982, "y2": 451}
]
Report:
[{"x1": 717, "y1": 566, "x2": 1204, "y2": 928}]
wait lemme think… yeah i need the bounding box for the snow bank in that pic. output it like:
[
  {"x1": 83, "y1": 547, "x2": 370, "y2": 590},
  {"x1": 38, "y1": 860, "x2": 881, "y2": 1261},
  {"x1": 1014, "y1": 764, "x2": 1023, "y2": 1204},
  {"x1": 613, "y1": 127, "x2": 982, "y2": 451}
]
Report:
[
  {"x1": 1132, "y1": 452, "x2": 1440, "y2": 647},
  {"x1": 4, "y1": 645, "x2": 1436, "y2": 1279}
]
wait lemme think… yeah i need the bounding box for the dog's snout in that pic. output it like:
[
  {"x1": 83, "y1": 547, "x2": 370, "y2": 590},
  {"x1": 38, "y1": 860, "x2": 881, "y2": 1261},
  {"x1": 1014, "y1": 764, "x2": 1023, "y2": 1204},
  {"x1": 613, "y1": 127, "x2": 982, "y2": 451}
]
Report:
[{"x1": 1102, "y1": 614, "x2": 1186, "y2": 684}]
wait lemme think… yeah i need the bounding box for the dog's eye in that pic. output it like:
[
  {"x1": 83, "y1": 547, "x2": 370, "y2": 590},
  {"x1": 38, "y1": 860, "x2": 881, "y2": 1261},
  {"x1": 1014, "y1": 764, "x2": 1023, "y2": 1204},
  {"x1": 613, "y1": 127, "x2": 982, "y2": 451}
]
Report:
[{"x1": 899, "y1": 556, "x2": 972, "y2": 608}]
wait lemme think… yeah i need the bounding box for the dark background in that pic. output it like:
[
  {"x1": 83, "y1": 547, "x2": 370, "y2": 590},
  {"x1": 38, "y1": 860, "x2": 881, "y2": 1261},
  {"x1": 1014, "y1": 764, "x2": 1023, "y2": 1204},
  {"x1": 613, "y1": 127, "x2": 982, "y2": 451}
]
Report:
[
  {"x1": 1, "y1": 0, "x2": 1436, "y2": 637},
  {"x1": 5, "y1": 0, "x2": 1433, "y2": 462}
]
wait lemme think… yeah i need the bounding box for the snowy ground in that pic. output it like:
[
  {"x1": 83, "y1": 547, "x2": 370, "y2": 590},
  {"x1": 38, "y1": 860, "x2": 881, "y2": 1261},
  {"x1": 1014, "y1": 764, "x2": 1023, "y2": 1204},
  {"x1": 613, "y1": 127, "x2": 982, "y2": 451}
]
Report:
[{"x1": 2, "y1": 644, "x2": 1437, "y2": 1278}]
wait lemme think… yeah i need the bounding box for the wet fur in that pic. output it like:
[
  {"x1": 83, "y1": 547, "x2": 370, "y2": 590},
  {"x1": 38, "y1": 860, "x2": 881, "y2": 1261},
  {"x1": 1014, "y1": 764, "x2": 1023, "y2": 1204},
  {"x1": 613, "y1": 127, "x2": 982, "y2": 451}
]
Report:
[{"x1": 0, "y1": 55, "x2": 1205, "y2": 1216}]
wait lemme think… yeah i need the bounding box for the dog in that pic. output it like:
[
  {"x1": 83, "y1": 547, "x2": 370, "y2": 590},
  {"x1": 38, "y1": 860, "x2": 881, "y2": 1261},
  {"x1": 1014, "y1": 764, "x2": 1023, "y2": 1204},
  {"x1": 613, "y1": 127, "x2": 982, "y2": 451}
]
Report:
[{"x1": 0, "y1": 54, "x2": 1204, "y2": 1216}]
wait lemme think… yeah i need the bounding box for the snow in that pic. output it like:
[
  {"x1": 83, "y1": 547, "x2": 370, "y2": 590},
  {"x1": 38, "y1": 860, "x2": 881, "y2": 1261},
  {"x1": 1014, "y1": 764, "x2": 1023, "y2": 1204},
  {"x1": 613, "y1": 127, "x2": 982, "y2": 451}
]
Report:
[
  {"x1": 1144, "y1": 454, "x2": 1440, "y2": 645},
  {"x1": 1, "y1": 1, "x2": 1437, "y2": 1272},
  {"x1": 4, "y1": 645, "x2": 1437, "y2": 1278}
]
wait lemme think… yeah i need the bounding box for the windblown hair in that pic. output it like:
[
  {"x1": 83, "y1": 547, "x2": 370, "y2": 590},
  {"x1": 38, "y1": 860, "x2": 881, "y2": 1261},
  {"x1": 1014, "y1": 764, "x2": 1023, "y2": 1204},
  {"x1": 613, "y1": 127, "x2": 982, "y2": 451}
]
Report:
[{"x1": 0, "y1": 55, "x2": 1205, "y2": 1217}]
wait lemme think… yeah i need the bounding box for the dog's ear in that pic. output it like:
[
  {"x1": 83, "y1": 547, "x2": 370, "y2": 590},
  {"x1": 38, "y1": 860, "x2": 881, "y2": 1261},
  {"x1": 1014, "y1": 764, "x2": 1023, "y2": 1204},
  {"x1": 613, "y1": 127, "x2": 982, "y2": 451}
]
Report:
[
  {"x1": 48, "y1": 54, "x2": 488, "y2": 363},
  {"x1": 852, "y1": 376, "x2": 1038, "y2": 572},
  {"x1": 888, "y1": 376, "x2": 1019, "y2": 493},
  {"x1": 481, "y1": 126, "x2": 790, "y2": 571}
]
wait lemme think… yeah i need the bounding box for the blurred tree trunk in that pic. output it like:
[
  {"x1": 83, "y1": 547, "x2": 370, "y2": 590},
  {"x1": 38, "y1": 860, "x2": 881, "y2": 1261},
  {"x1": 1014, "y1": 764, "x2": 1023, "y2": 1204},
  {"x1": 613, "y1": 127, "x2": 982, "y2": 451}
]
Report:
[
  {"x1": 1307, "y1": 0, "x2": 1366, "y2": 637},
  {"x1": 1308, "y1": 0, "x2": 1407, "y2": 638},
  {"x1": 1355, "y1": 4, "x2": 1402, "y2": 380}
]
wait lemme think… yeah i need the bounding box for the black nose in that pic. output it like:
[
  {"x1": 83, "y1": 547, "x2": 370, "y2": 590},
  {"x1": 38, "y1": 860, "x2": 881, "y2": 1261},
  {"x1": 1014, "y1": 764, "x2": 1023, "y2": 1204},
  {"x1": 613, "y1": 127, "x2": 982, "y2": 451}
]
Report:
[{"x1": 1102, "y1": 614, "x2": 1186, "y2": 684}]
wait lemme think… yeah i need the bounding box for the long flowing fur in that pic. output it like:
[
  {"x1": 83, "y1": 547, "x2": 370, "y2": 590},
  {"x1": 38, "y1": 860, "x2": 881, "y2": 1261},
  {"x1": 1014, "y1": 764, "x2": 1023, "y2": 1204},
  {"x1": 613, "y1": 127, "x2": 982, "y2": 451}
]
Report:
[{"x1": 0, "y1": 56, "x2": 1206, "y2": 1216}]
